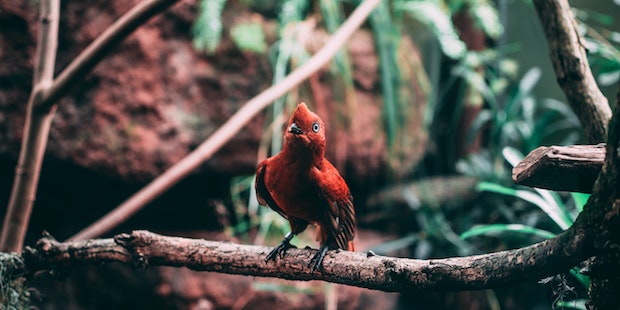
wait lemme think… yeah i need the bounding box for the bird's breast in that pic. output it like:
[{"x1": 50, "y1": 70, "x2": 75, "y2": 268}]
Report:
[{"x1": 264, "y1": 160, "x2": 323, "y2": 222}]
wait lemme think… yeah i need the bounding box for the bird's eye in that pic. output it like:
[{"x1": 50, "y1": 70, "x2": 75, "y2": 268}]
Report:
[{"x1": 312, "y1": 122, "x2": 320, "y2": 133}]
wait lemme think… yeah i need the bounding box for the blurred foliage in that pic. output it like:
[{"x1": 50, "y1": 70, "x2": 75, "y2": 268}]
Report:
[
  {"x1": 192, "y1": 0, "x2": 227, "y2": 54},
  {"x1": 456, "y1": 66, "x2": 584, "y2": 183},
  {"x1": 572, "y1": 6, "x2": 620, "y2": 87},
  {"x1": 191, "y1": 0, "x2": 505, "y2": 156},
  {"x1": 396, "y1": 1, "x2": 467, "y2": 59},
  {"x1": 231, "y1": 22, "x2": 267, "y2": 53},
  {"x1": 0, "y1": 253, "x2": 30, "y2": 310},
  {"x1": 451, "y1": 49, "x2": 589, "y2": 307},
  {"x1": 451, "y1": 51, "x2": 590, "y2": 309}
]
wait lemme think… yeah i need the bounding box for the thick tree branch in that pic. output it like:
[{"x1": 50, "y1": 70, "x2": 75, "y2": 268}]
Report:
[
  {"x1": 512, "y1": 144, "x2": 605, "y2": 193},
  {"x1": 68, "y1": 0, "x2": 382, "y2": 242},
  {"x1": 533, "y1": 0, "x2": 611, "y2": 143},
  {"x1": 20, "y1": 229, "x2": 589, "y2": 292},
  {"x1": 0, "y1": 0, "x2": 60, "y2": 252},
  {"x1": 585, "y1": 81, "x2": 620, "y2": 308}
]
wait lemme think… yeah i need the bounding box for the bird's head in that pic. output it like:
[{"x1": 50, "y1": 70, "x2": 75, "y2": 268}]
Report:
[{"x1": 284, "y1": 102, "x2": 326, "y2": 154}]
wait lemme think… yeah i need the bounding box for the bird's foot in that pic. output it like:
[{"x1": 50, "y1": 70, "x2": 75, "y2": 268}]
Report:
[
  {"x1": 308, "y1": 245, "x2": 329, "y2": 272},
  {"x1": 266, "y1": 237, "x2": 296, "y2": 262}
]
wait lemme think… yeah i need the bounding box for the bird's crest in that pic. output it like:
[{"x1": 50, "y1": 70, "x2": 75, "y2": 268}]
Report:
[{"x1": 285, "y1": 102, "x2": 326, "y2": 154}]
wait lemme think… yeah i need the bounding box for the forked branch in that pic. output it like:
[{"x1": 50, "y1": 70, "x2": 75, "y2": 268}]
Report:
[
  {"x1": 1, "y1": 0, "x2": 181, "y2": 253},
  {"x1": 0, "y1": 0, "x2": 60, "y2": 252}
]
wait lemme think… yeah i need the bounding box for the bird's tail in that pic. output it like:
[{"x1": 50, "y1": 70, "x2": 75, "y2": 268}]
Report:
[{"x1": 315, "y1": 224, "x2": 356, "y2": 251}]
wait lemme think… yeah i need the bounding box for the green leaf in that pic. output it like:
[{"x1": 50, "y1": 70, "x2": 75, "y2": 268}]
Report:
[
  {"x1": 369, "y1": 0, "x2": 401, "y2": 148},
  {"x1": 477, "y1": 182, "x2": 572, "y2": 230},
  {"x1": 320, "y1": 0, "x2": 356, "y2": 112},
  {"x1": 231, "y1": 22, "x2": 267, "y2": 53},
  {"x1": 501, "y1": 146, "x2": 523, "y2": 168},
  {"x1": 468, "y1": 0, "x2": 504, "y2": 39},
  {"x1": 571, "y1": 192, "x2": 590, "y2": 213},
  {"x1": 477, "y1": 181, "x2": 516, "y2": 196},
  {"x1": 253, "y1": 282, "x2": 314, "y2": 294},
  {"x1": 460, "y1": 224, "x2": 556, "y2": 240},
  {"x1": 192, "y1": 0, "x2": 227, "y2": 54},
  {"x1": 573, "y1": 8, "x2": 614, "y2": 26},
  {"x1": 505, "y1": 67, "x2": 541, "y2": 122},
  {"x1": 279, "y1": 0, "x2": 308, "y2": 31},
  {"x1": 598, "y1": 69, "x2": 620, "y2": 86},
  {"x1": 555, "y1": 299, "x2": 587, "y2": 310},
  {"x1": 270, "y1": 0, "x2": 310, "y2": 154},
  {"x1": 368, "y1": 234, "x2": 419, "y2": 254},
  {"x1": 396, "y1": 1, "x2": 466, "y2": 59},
  {"x1": 466, "y1": 109, "x2": 493, "y2": 145},
  {"x1": 569, "y1": 267, "x2": 590, "y2": 288}
]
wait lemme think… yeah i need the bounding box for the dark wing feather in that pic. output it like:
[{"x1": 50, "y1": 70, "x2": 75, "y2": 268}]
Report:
[
  {"x1": 311, "y1": 163, "x2": 356, "y2": 250},
  {"x1": 255, "y1": 161, "x2": 287, "y2": 218}
]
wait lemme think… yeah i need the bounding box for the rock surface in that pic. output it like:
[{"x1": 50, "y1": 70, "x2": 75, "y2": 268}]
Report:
[{"x1": 0, "y1": 0, "x2": 427, "y2": 184}]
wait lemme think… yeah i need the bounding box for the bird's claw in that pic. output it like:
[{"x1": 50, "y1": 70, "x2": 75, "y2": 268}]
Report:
[
  {"x1": 308, "y1": 245, "x2": 329, "y2": 272},
  {"x1": 266, "y1": 240, "x2": 296, "y2": 262}
]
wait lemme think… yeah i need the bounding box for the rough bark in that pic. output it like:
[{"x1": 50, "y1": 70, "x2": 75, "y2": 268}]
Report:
[
  {"x1": 533, "y1": 0, "x2": 611, "y2": 143},
  {"x1": 512, "y1": 144, "x2": 605, "y2": 193},
  {"x1": 16, "y1": 229, "x2": 588, "y2": 292},
  {"x1": 584, "y1": 83, "x2": 620, "y2": 309}
]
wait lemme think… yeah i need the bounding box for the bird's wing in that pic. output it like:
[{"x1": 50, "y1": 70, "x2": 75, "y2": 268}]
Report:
[
  {"x1": 311, "y1": 162, "x2": 356, "y2": 250},
  {"x1": 255, "y1": 160, "x2": 287, "y2": 219}
]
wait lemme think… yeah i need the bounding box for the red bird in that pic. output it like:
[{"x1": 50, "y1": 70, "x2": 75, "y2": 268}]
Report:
[{"x1": 255, "y1": 102, "x2": 356, "y2": 271}]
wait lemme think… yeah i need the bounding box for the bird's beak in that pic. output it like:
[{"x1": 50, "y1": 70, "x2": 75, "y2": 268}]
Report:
[{"x1": 289, "y1": 122, "x2": 303, "y2": 135}]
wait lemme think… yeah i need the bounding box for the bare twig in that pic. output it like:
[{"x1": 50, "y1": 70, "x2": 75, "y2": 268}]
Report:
[
  {"x1": 23, "y1": 229, "x2": 588, "y2": 292},
  {"x1": 0, "y1": 0, "x2": 60, "y2": 252},
  {"x1": 68, "y1": 0, "x2": 383, "y2": 242},
  {"x1": 533, "y1": 0, "x2": 611, "y2": 142}
]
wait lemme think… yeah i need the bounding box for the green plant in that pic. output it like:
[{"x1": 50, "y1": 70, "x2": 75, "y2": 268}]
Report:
[
  {"x1": 192, "y1": 0, "x2": 227, "y2": 54},
  {"x1": 231, "y1": 22, "x2": 267, "y2": 53},
  {"x1": 456, "y1": 66, "x2": 584, "y2": 183},
  {"x1": 572, "y1": 6, "x2": 620, "y2": 87},
  {"x1": 0, "y1": 253, "x2": 30, "y2": 310},
  {"x1": 447, "y1": 48, "x2": 589, "y2": 308},
  {"x1": 459, "y1": 148, "x2": 590, "y2": 309}
]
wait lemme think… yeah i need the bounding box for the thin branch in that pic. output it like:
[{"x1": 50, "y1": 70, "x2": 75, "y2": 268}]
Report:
[
  {"x1": 0, "y1": 0, "x2": 60, "y2": 252},
  {"x1": 533, "y1": 0, "x2": 611, "y2": 143},
  {"x1": 22, "y1": 229, "x2": 588, "y2": 292},
  {"x1": 39, "y1": 0, "x2": 180, "y2": 109},
  {"x1": 33, "y1": 0, "x2": 59, "y2": 86},
  {"x1": 67, "y1": 0, "x2": 383, "y2": 242}
]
